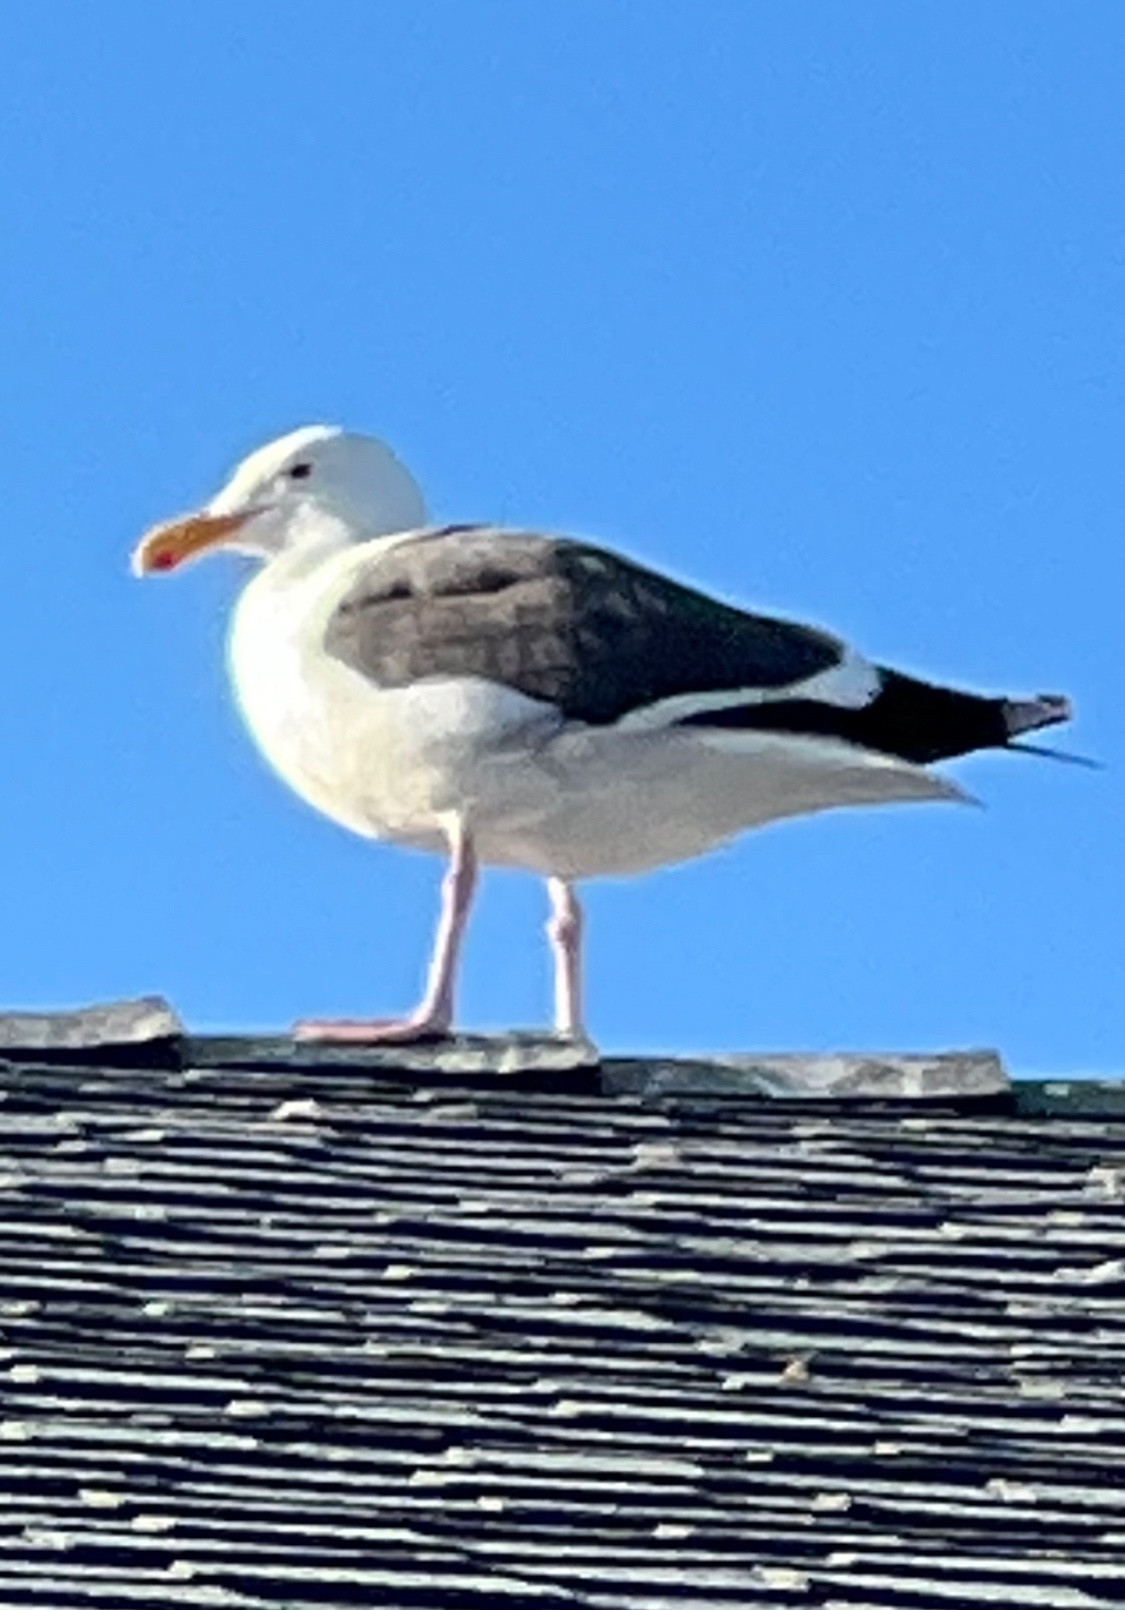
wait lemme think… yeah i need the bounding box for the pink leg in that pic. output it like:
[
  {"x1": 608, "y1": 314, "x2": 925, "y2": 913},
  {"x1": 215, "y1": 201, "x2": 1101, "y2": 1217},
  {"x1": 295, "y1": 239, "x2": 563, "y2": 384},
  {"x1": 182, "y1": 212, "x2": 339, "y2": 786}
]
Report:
[
  {"x1": 294, "y1": 828, "x2": 478, "y2": 1044},
  {"x1": 546, "y1": 877, "x2": 585, "y2": 1038}
]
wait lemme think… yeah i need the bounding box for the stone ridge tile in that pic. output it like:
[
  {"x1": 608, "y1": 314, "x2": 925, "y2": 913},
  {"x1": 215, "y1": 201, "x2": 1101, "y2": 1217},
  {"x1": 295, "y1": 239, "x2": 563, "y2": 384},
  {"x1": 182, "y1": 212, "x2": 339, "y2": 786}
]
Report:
[
  {"x1": 0, "y1": 1057, "x2": 1124, "y2": 1607},
  {"x1": 0, "y1": 997, "x2": 184, "y2": 1057}
]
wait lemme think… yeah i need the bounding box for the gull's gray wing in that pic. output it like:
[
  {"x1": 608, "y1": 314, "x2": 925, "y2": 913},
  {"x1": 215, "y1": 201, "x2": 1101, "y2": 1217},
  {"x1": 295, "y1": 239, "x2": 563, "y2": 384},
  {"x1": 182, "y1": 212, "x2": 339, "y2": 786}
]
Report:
[{"x1": 322, "y1": 526, "x2": 853, "y2": 727}]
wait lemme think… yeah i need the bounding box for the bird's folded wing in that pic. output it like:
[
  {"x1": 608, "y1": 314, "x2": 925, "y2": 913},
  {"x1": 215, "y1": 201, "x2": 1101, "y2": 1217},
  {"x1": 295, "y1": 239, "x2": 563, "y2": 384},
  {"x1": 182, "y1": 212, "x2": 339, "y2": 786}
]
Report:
[{"x1": 321, "y1": 526, "x2": 875, "y2": 728}]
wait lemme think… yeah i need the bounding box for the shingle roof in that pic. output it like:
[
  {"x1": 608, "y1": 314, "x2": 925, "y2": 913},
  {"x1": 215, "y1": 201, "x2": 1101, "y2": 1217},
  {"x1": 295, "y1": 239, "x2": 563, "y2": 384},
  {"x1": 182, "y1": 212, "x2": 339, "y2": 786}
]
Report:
[{"x1": 2, "y1": 1011, "x2": 1124, "y2": 1608}]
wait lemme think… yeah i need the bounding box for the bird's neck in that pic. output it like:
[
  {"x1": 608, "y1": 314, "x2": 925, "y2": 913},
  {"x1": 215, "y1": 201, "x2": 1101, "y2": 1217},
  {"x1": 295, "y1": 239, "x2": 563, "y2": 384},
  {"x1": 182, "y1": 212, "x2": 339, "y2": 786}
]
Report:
[{"x1": 256, "y1": 510, "x2": 361, "y2": 588}]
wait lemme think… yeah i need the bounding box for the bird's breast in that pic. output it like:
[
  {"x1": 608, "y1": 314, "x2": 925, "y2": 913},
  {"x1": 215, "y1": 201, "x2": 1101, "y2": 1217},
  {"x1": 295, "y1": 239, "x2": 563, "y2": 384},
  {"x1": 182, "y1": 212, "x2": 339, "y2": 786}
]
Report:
[
  {"x1": 227, "y1": 568, "x2": 528, "y2": 849},
  {"x1": 228, "y1": 571, "x2": 412, "y2": 841}
]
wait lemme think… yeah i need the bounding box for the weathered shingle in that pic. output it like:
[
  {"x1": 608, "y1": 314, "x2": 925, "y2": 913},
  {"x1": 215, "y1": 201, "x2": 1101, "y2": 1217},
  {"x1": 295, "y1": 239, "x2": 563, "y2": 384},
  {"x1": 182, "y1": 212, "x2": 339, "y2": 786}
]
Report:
[{"x1": 1, "y1": 1041, "x2": 1124, "y2": 1607}]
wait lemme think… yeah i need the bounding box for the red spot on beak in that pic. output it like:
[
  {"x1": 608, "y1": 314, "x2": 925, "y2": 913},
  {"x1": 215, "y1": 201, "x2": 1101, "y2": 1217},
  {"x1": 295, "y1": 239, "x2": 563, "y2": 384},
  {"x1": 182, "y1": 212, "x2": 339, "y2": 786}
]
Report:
[{"x1": 150, "y1": 550, "x2": 178, "y2": 572}]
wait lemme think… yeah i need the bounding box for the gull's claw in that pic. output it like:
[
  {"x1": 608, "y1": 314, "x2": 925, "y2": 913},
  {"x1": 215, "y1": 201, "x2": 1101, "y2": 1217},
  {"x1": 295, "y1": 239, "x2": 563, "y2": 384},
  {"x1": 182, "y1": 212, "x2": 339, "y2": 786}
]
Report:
[{"x1": 293, "y1": 1015, "x2": 452, "y2": 1045}]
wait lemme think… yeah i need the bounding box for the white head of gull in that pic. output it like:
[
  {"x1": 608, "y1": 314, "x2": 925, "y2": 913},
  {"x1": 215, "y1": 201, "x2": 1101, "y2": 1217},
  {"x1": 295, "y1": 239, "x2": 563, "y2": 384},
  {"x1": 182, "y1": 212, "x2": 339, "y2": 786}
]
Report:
[
  {"x1": 134, "y1": 425, "x2": 428, "y2": 568},
  {"x1": 134, "y1": 425, "x2": 1073, "y2": 1046}
]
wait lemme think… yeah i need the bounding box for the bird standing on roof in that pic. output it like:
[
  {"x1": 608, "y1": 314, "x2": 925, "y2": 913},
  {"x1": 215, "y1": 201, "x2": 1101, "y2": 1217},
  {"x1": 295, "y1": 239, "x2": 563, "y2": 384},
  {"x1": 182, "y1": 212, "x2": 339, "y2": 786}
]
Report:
[{"x1": 133, "y1": 426, "x2": 1072, "y2": 1044}]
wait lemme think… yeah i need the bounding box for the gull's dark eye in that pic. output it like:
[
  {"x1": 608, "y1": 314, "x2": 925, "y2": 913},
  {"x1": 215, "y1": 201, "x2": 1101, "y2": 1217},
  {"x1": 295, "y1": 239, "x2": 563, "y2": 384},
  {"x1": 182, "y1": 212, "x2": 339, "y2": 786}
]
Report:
[{"x1": 287, "y1": 461, "x2": 313, "y2": 481}]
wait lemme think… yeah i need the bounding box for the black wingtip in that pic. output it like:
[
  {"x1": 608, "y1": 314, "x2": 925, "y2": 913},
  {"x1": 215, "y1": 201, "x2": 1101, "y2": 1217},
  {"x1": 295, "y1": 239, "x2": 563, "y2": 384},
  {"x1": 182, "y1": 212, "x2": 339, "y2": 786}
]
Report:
[
  {"x1": 1003, "y1": 693, "x2": 1093, "y2": 765},
  {"x1": 1004, "y1": 693, "x2": 1073, "y2": 740},
  {"x1": 1007, "y1": 740, "x2": 1102, "y2": 770}
]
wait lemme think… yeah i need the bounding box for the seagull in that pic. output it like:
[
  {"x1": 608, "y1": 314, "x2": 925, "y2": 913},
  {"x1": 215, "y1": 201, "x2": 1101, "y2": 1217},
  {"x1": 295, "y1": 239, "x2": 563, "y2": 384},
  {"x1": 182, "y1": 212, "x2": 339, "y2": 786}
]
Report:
[{"x1": 133, "y1": 425, "x2": 1072, "y2": 1044}]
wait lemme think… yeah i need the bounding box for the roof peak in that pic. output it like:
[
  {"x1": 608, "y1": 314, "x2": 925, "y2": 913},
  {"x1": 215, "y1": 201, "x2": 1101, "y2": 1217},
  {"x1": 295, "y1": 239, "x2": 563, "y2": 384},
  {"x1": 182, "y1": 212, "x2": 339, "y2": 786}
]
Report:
[{"x1": 2, "y1": 998, "x2": 1123, "y2": 1114}]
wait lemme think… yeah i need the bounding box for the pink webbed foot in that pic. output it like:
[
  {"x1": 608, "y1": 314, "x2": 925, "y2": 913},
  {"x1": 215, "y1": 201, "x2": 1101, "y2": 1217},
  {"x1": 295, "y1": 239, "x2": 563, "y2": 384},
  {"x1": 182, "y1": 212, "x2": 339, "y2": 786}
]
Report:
[
  {"x1": 293, "y1": 1013, "x2": 452, "y2": 1045},
  {"x1": 295, "y1": 825, "x2": 478, "y2": 1048}
]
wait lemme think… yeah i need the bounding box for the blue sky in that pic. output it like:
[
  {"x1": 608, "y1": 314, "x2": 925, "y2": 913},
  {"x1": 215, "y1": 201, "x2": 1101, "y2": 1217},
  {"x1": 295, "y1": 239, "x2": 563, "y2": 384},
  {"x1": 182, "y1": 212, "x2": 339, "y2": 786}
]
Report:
[{"x1": 0, "y1": 2, "x2": 1121, "y2": 1069}]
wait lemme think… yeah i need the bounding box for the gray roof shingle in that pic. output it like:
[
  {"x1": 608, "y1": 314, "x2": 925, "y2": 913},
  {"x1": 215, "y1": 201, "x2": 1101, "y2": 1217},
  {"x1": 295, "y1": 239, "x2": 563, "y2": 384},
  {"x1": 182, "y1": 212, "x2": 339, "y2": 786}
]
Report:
[{"x1": 1, "y1": 1023, "x2": 1124, "y2": 1608}]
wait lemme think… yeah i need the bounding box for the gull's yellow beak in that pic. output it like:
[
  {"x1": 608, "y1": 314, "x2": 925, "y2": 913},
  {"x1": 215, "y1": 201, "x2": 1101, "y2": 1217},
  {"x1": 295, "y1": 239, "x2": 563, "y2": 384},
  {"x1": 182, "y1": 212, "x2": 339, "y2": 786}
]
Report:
[{"x1": 131, "y1": 509, "x2": 253, "y2": 576}]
